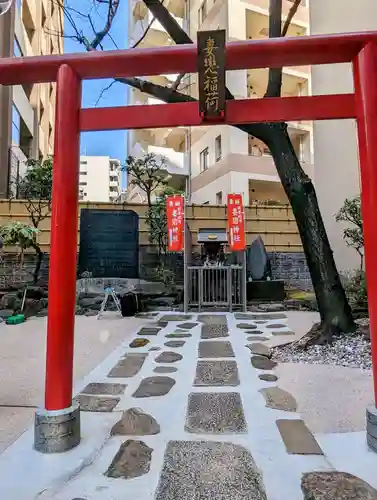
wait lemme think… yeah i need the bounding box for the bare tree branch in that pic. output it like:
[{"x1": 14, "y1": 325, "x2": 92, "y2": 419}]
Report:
[{"x1": 282, "y1": 0, "x2": 302, "y2": 37}]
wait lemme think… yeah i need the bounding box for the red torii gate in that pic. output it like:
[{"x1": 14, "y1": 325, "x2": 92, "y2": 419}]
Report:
[{"x1": 1, "y1": 32, "x2": 377, "y2": 452}]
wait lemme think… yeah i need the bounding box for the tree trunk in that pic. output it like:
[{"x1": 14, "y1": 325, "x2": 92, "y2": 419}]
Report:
[
  {"x1": 33, "y1": 246, "x2": 44, "y2": 285},
  {"x1": 265, "y1": 123, "x2": 355, "y2": 338}
]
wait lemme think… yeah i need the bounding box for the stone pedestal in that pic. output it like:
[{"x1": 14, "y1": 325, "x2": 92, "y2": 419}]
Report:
[
  {"x1": 366, "y1": 406, "x2": 377, "y2": 452},
  {"x1": 34, "y1": 401, "x2": 81, "y2": 453}
]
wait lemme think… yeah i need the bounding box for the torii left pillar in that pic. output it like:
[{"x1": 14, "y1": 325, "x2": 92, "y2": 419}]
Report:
[{"x1": 34, "y1": 65, "x2": 82, "y2": 453}]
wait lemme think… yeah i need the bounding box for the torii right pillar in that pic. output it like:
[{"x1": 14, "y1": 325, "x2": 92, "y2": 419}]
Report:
[{"x1": 353, "y1": 41, "x2": 377, "y2": 452}]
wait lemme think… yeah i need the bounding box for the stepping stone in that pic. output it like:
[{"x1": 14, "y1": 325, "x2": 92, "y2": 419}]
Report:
[
  {"x1": 132, "y1": 376, "x2": 176, "y2": 398},
  {"x1": 251, "y1": 355, "x2": 277, "y2": 370},
  {"x1": 259, "y1": 387, "x2": 297, "y2": 411},
  {"x1": 74, "y1": 394, "x2": 120, "y2": 412},
  {"x1": 237, "y1": 323, "x2": 257, "y2": 330},
  {"x1": 154, "y1": 366, "x2": 178, "y2": 374},
  {"x1": 138, "y1": 327, "x2": 161, "y2": 336},
  {"x1": 276, "y1": 419, "x2": 323, "y2": 455},
  {"x1": 155, "y1": 440, "x2": 267, "y2": 500},
  {"x1": 166, "y1": 332, "x2": 192, "y2": 339},
  {"x1": 164, "y1": 340, "x2": 185, "y2": 348},
  {"x1": 185, "y1": 392, "x2": 247, "y2": 434},
  {"x1": 157, "y1": 321, "x2": 168, "y2": 328},
  {"x1": 81, "y1": 382, "x2": 126, "y2": 396},
  {"x1": 129, "y1": 338, "x2": 150, "y2": 348},
  {"x1": 246, "y1": 343, "x2": 272, "y2": 358},
  {"x1": 177, "y1": 322, "x2": 198, "y2": 330},
  {"x1": 155, "y1": 351, "x2": 183, "y2": 363},
  {"x1": 301, "y1": 471, "x2": 377, "y2": 499},
  {"x1": 245, "y1": 329, "x2": 263, "y2": 334},
  {"x1": 194, "y1": 360, "x2": 239, "y2": 387},
  {"x1": 198, "y1": 341, "x2": 235, "y2": 358},
  {"x1": 159, "y1": 314, "x2": 192, "y2": 322},
  {"x1": 271, "y1": 330, "x2": 295, "y2": 336},
  {"x1": 255, "y1": 320, "x2": 268, "y2": 324},
  {"x1": 197, "y1": 314, "x2": 228, "y2": 325},
  {"x1": 266, "y1": 323, "x2": 286, "y2": 329},
  {"x1": 235, "y1": 313, "x2": 287, "y2": 320},
  {"x1": 136, "y1": 312, "x2": 159, "y2": 318},
  {"x1": 149, "y1": 347, "x2": 161, "y2": 351},
  {"x1": 201, "y1": 324, "x2": 229, "y2": 339},
  {"x1": 247, "y1": 336, "x2": 268, "y2": 342},
  {"x1": 259, "y1": 373, "x2": 278, "y2": 382},
  {"x1": 108, "y1": 354, "x2": 147, "y2": 378},
  {"x1": 111, "y1": 408, "x2": 160, "y2": 436},
  {"x1": 105, "y1": 440, "x2": 153, "y2": 479}
]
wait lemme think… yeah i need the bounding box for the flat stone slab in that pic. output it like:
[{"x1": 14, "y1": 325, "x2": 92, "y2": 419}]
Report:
[
  {"x1": 132, "y1": 376, "x2": 176, "y2": 398},
  {"x1": 201, "y1": 324, "x2": 229, "y2": 339},
  {"x1": 155, "y1": 351, "x2": 183, "y2": 363},
  {"x1": 154, "y1": 366, "x2": 178, "y2": 374},
  {"x1": 236, "y1": 323, "x2": 257, "y2": 330},
  {"x1": 276, "y1": 419, "x2": 323, "y2": 455},
  {"x1": 164, "y1": 340, "x2": 186, "y2": 348},
  {"x1": 235, "y1": 313, "x2": 287, "y2": 320},
  {"x1": 155, "y1": 440, "x2": 267, "y2": 500},
  {"x1": 129, "y1": 338, "x2": 150, "y2": 348},
  {"x1": 160, "y1": 314, "x2": 192, "y2": 322},
  {"x1": 137, "y1": 327, "x2": 161, "y2": 336},
  {"x1": 177, "y1": 322, "x2": 198, "y2": 330},
  {"x1": 259, "y1": 373, "x2": 278, "y2": 382},
  {"x1": 251, "y1": 355, "x2": 277, "y2": 370},
  {"x1": 246, "y1": 343, "x2": 272, "y2": 358},
  {"x1": 74, "y1": 394, "x2": 120, "y2": 412},
  {"x1": 301, "y1": 471, "x2": 377, "y2": 500},
  {"x1": 271, "y1": 330, "x2": 295, "y2": 336},
  {"x1": 149, "y1": 347, "x2": 161, "y2": 351},
  {"x1": 197, "y1": 314, "x2": 228, "y2": 325},
  {"x1": 245, "y1": 329, "x2": 263, "y2": 334},
  {"x1": 198, "y1": 341, "x2": 235, "y2": 358},
  {"x1": 108, "y1": 354, "x2": 147, "y2": 378},
  {"x1": 111, "y1": 408, "x2": 160, "y2": 436},
  {"x1": 185, "y1": 392, "x2": 247, "y2": 434},
  {"x1": 136, "y1": 312, "x2": 159, "y2": 318},
  {"x1": 166, "y1": 332, "x2": 192, "y2": 339},
  {"x1": 255, "y1": 320, "x2": 268, "y2": 324},
  {"x1": 81, "y1": 382, "x2": 126, "y2": 396},
  {"x1": 247, "y1": 336, "x2": 268, "y2": 341},
  {"x1": 266, "y1": 323, "x2": 286, "y2": 329},
  {"x1": 194, "y1": 360, "x2": 239, "y2": 387},
  {"x1": 105, "y1": 440, "x2": 153, "y2": 479},
  {"x1": 259, "y1": 387, "x2": 297, "y2": 411}
]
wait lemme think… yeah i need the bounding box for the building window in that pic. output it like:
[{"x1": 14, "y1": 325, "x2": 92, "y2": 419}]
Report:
[
  {"x1": 200, "y1": 147, "x2": 209, "y2": 171},
  {"x1": 80, "y1": 171, "x2": 87, "y2": 176},
  {"x1": 11, "y1": 105, "x2": 21, "y2": 146},
  {"x1": 215, "y1": 135, "x2": 222, "y2": 161},
  {"x1": 79, "y1": 181, "x2": 87, "y2": 186},
  {"x1": 216, "y1": 191, "x2": 222, "y2": 205},
  {"x1": 80, "y1": 160, "x2": 88, "y2": 165},
  {"x1": 198, "y1": 0, "x2": 207, "y2": 26}
]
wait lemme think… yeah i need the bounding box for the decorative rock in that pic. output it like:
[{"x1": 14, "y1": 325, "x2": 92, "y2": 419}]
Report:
[
  {"x1": 0, "y1": 309, "x2": 15, "y2": 319},
  {"x1": 149, "y1": 347, "x2": 161, "y2": 351},
  {"x1": 194, "y1": 360, "x2": 239, "y2": 386},
  {"x1": 108, "y1": 354, "x2": 147, "y2": 378},
  {"x1": 155, "y1": 440, "x2": 267, "y2": 500},
  {"x1": 246, "y1": 343, "x2": 272, "y2": 358},
  {"x1": 259, "y1": 387, "x2": 297, "y2": 411},
  {"x1": 259, "y1": 373, "x2": 278, "y2": 382},
  {"x1": 137, "y1": 327, "x2": 161, "y2": 336},
  {"x1": 130, "y1": 338, "x2": 150, "y2": 348},
  {"x1": 198, "y1": 341, "x2": 235, "y2": 358},
  {"x1": 165, "y1": 333, "x2": 192, "y2": 339},
  {"x1": 110, "y1": 408, "x2": 160, "y2": 436},
  {"x1": 155, "y1": 351, "x2": 183, "y2": 363},
  {"x1": 301, "y1": 471, "x2": 377, "y2": 499},
  {"x1": 237, "y1": 323, "x2": 257, "y2": 330},
  {"x1": 266, "y1": 323, "x2": 286, "y2": 329},
  {"x1": 251, "y1": 355, "x2": 277, "y2": 370},
  {"x1": 201, "y1": 324, "x2": 229, "y2": 339},
  {"x1": 258, "y1": 303, "x2": 285, "y2": 312},
  {"x1": 185, "y1": 392, "x2": 247, "y2": 434},
  {"x1": 276, "y1": 419, "x2": 323, "y2": 455},
  {"x1": 84, "y1": 310, "x2": 98, "y2": 317},
  {"x1": 154, "y1": 366, "x2": 178, "y2": 374},
  {"x1": 164, "y1": 340, "x2": 186, "y2": 348},
  {"x1": 255, "y1": 320, "x2": 268, "y2": 324},
  {"x1": 74, "y1": 394, "x2": 120, "y2": 412},
  {"x1": 132, "y1": 376, "x2": 176, "y2": 398},
  {"x1": 247, "y1": 336, "x2": 268, "y2": 341},
  {"x1": 81, "y1": 382, "x2": 126, "y2": 396},
  {"x1": 245, "y1": 330, "x2": 263, "y2": 334},
  {"x1": 271, "y1": 330, "x2": 295, "y2": 336},
  {"x1": 105, "y1": 440, "x2": 153, "y2": 479},
  {"x1": 177, "y1": 322, "x2": 198, "y2": 330}
]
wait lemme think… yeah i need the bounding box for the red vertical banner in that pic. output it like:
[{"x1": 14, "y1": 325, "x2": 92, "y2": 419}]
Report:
[
  {"x1": 166, "y1": 195, "x2": 185, "y2": 252},
  {"x1": 227, "y1": 193, "x2": 246, "y2": 251}
]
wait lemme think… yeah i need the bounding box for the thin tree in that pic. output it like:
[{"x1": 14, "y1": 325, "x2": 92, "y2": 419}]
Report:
[{"x1": 57, "y1": 0, "x2": 356, "y2": 343}]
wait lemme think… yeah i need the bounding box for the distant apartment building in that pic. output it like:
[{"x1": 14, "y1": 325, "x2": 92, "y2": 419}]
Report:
[
  {"x1": 128, "y1": 0, "x2": 312, "y2": 205},
  {"x1": 0, "y1": 0, "x2": 64, "y2": 196},
  {"x1": 79, "y1": 156, "x2": 122, "y2": 203}
]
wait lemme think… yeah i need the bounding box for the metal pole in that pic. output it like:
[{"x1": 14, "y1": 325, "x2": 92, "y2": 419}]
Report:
[
  {"x1": 183, "y1": 193, "x2": 188, "y2": 314},
  {"x1": 353, "y1": 42, "x2": 377, "y2": 452},
  {"x1": 242, "y1": 250, "x2": 247, "y2": 312}
]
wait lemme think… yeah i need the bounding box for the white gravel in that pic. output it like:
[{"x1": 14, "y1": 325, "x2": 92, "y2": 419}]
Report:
[{"x1": 273, "y1": 332, "x2": 372, "y2": 370}]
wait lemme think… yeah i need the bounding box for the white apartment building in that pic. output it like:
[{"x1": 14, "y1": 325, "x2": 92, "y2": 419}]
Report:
[
  {"x1": 79, "y1": 156, "x2": 122, "y2": 203},
  {"x1": 128, "y1": 0, "x2": 312, "y2": 205}
]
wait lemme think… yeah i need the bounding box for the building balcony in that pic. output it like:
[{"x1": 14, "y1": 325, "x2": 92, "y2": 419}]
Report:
[
  {"x1": 130, "y1": 12, "x2": 183, "y2": 49},
  {"x1": 245, "y1": 0, "x2": 308, "y2": 27}
]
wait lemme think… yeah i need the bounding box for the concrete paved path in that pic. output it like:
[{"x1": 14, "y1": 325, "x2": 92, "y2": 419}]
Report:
[{"x1": 0, "y1": 311, "x2": 376, "y2": 500}]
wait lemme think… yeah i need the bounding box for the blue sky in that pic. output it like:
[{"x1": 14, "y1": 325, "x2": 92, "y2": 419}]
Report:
[{"x1": 64, "y1": 0, "x2": 128, "y2": 169}]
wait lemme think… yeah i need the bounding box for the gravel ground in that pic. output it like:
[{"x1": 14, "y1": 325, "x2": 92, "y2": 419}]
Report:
[{"x1": 272, "y1": 319, "x2": 372, "y2": 370}]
